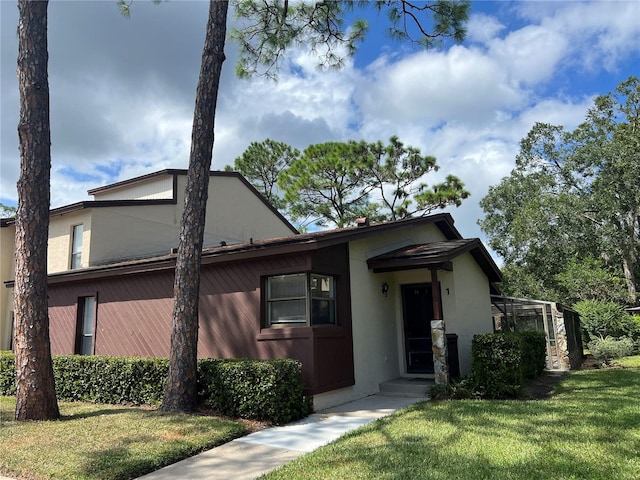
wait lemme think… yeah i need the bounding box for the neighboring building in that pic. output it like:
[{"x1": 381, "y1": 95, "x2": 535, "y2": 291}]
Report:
[
  {"x1": 0, "y1": 170, "x2": 297, "y2": 350},
  {"x1": 18, "y1": 212, "x2": 501, "y2": 410}
]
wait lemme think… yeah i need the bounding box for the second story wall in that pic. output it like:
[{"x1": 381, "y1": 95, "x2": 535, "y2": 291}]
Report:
[
  {"x1": 48, "y1": 211, "x2": 92, "y2": 273},
  {"x1": 189, "y1": 174, "x2": 297, "y2": 247}
]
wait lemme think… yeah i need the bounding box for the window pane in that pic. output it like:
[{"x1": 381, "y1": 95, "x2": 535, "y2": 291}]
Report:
[
  {"x1": 71, "y1": 224, "x2": 83, "y2": 269},
  {"x1": 81, "y1": 335, "x2": 93, "y2": 355},
  {"x1": 82, "y1": 297, "x2": 95, "y2": 335},
  {"x1": 311, "y1": 275, "x2": 334, "y2": 298},
  {"x1": 311, "y1": 299, "x2": 336, "y2": 325},
  {"x1": 71, "y1": 252, "x2": 82, "y2": 270},
  {"x1": 269, "y1": 299, "x2": 306, "y2": 324},
  {"x1": 269, "y1": 274, "x2": 306, "y2": 299}
]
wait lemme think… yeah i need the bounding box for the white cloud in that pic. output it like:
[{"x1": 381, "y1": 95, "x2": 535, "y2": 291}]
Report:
[
  {"x1": 467, "y1": 13, "x2": 505, "y2": 44},
  {"x1": 1, "y1": 0, "x2": 638, "y2": 263},
  {"x1": 356, "y1": 45, "x2": 526, "y2": 129}
]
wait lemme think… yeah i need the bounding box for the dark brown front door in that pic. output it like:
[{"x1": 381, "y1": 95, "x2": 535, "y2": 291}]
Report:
[{"x1": 402, "y1": 284, "x2": 441, "y2": 374}]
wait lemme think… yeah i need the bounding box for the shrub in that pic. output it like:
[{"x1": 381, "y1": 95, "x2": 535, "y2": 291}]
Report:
[
  {"x1": 470, "y1": 333, "x2": 523, "y2": 398},
  {"x1": 0, "y1": 351, "x2": 15, "y2": 395},
  {"x1": 588, "y1": 336, "x2": 635, "y2": 366},
  {"x1": 468, "y1": 331, "x2": 547, "y2": 399},
  {"x1": 429, "y1": 377, "x2": 477, "y2": 400},
  {"x1": 198, "y1": 358, "x2": 311, "y2": 425},
  {"x1": 575, "y1": 300, "x2": 640, "y2": 343},
  {"x1": 0, "y1": 354, "x2": 311, "y2": 424}
]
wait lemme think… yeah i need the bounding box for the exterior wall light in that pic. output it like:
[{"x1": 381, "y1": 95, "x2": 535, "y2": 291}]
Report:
[{"x1": 382, "y1": 282, "x2": 389, "y2": 297}]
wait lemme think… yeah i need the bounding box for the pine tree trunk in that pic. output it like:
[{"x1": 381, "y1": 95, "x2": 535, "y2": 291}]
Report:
[
  {"x1": 160, "y1": 0, "x2": 228, "y2": 412},
  {"x1": 14, "y1": 0, "x2": 59, "y2": 421}
]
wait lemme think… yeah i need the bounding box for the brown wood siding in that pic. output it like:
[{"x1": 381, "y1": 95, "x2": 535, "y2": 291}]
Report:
[{"x1": 46, "y1": 245, "x2": 355, "y2": 394}]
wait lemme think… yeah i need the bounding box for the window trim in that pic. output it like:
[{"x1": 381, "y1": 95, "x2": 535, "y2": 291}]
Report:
[
  {"x1": 265, "y1": 273, "x2": 337, "y2": 327},
  {"x1": 75, "y1": 296, "x2": 96, "y2": 355},
  {"x1": 70, "y1": 224, "x2": 83, "y2": 270}
]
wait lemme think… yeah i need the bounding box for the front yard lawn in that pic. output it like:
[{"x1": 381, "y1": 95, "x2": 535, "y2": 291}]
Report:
[
  {"x1": 263, "y1": 356, "x2": 640, "y2": 480},
  {"x1": 0, "y1": 398, "x2": 246, "y2": 480}
]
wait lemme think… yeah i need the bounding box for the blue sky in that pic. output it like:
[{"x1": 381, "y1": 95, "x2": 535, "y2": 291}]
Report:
[{"x1": 1, "y1": 1, "x2": 639, "y2": 258}]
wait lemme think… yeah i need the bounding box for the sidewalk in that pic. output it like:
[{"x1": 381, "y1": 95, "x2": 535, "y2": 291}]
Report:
[{"x1": 137, "y1": 394, "x2": 427, "y2": 480}]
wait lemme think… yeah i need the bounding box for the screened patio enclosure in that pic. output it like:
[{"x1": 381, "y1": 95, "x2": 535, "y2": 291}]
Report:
[{"x1": 491, "y1": 295, "x2": 584, "y2": 370}]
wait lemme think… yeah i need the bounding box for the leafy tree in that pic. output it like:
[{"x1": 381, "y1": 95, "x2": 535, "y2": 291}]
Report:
[
  {"x1": 368, "y1": 136, "x2": 469, "y2": 221},
  {"x1": 0, "y1": 203, "x2": 16, "y2": 218},
  {"x1": 225, "y1": 138, "x2": 300, "y2": 210},
  {"x1": 126, "y1": 0, "x2": 470, "y2": 411},
  {"x1": 575, "y1": 300, "x2": 640, "y2": 343},
  {"x1": 13, "y1": 0, "x2": 60, "y2": 421},
  {"x1": 279, "y1": 140, "x2": 379, "y2": 228},
  {"x1": 480, "y1": 76, "x2": 639, "y2": 305},
  {"x1": 555, "y1": 257, "x2": 629, "y2": 305},
  {"x1": 280, "y1": 136, "x2": 471, "y2": 228}
]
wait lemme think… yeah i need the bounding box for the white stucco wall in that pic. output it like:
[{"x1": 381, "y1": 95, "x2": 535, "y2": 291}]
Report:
[
  {"x1": 87, "y1": 174, "x2": 295, "y2": 266},
  {"x1": 92, "y1": 175, "x2": 174, "y2": 201},
  {"x1": 48, "y1": 211, "x2": 93, "y2": 272},
  {"x1": 185, "y1": 175, "x2": 296, "y2": 246},
  {"x1": 449, "y1": 252, "x2": 494, "y2": 375},
  {"x1": 89, "y1": 204, "x2": 180, "y2": 264},
  {"x1": 314, "y1": 223, "x2": 448, "y2": 409},
  {"x1": 314, "y1": 225, "x2": 495, "y2": 410}
]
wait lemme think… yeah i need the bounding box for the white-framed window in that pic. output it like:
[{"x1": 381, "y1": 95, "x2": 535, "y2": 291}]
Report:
[
  {"x1": 76, "y1": 296, "x2": 95, "y2": 355},
  {"x1": 70, "y1": 224, "x2": 83, "y2": 269},
  {"x1": 266, "y1": 273, "x2": 336, "y2": 326}
]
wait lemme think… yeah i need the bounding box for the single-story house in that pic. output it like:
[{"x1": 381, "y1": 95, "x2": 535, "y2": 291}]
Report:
[{"x1": 32, "y1": 212, "x2": 501, "y2": 410}]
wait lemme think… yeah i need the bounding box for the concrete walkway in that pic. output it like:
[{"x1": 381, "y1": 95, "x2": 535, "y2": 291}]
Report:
[{"x1": 137, "y1": 395, "x2": 427, "y2": 480}]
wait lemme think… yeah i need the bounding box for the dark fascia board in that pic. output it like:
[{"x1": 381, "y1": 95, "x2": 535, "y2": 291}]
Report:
[
  {"x1": 0, "y1": 199, "x2": 177, "y2": 227},
  {"x1": 88, "y1": 169, "x2": 298, "y2": 235},
  {"x1": 367, "y1": 237, "x2": 502, "y2": 283},
  {"x1": 87, "y1": 168, "x2": 184, "y2": 196},
  {"x1": 3, "y1": 169, "x2": 298, "y2": 235},
  {"x1": 3, "y1": 213, "x2": 460, "y2": 286}
]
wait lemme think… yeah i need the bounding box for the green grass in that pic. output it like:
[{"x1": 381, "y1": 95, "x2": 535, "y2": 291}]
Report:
[
  {"x1": 0, "y1": 398, "x2": 246, "y2": 480},
  {"x1": 263, "y1": 356, "x2": 640, "y2": 480}
]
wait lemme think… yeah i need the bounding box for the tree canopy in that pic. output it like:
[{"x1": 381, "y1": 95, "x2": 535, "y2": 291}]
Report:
[
  {"x1": 480, "y1": 76, "x2": 639, "y2": 306},
  {"x1": 225, "y1": 138, "x2": 299, "y2": 211},
  {"x1": 228, "y1": 136, "x2": 470, "y2": 228}
]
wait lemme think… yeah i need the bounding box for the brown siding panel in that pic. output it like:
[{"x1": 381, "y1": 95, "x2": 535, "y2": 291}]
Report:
[{"x1": 46, "y1": 246, "x2": 355, "y2": 395}]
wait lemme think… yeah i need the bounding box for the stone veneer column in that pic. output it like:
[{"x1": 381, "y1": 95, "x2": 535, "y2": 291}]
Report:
[
  {"x1": 430, "y1": 268, "x2": 449, "y2": 385},
  {"x1": 431, "y1": 320, "x2": 449, "y2": 385}
]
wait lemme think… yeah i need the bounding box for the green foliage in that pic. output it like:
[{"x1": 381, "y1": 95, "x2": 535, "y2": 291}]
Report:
[
  {"x1": 469, "y1": 331, "x2": 547, "y2": 398},
  {"x1": 0, "y1": 351, "x2": 14, "y2": 395},
  {"x1": 470, "y1": 333, "x2": 524, "y2": 398},
  {"x1": 0, "y1": 354, "x2": 310, "y2": 423},
  {"x1": 367, "y1": 136, "x2": 469, "y2": 221},
  {"x1": 231, "y1": 0, "x2": 470, "y2": 78},
  {"x1": 225, "y1": 138, "x2": 300, "y2": 211},
  {"x1": 429, "y1": 377, "x2": 476, "y2": 400},
  {"x1": 575, "y1": 300, "x2": 640, "y2": 343},
  {"x1": 588, "y1": 336, "x2": 635, "y2": 366},
  {"x1": 279, "y1": 140, "x2": 378, "y2": 227},
  {"x1": 555, "y1": 257, "x2": 629, "y2": 305},
  {"x1": 0, "y1": 202, "x2": 16, "y2": 218},
  {"x1": 279, "y1": 136, "x2": 470, "y2": 228},
  {"x1": 198, "y1": 358, "x2": 311, "y2": 425},
  {"x1": 479, "y1": 76, "x2": 640, "y2": 304}
]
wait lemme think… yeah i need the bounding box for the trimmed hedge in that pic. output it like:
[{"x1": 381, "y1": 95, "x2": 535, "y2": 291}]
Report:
[
  {"x1": 470, "y1": 331, "x2": 547, "y2": 398},
  {"x1": 0, "y1": 352, "x2": 310, "y2": 424},
  {"x1": 199, "y1": 358, "x2": 311, "y2": 425}
]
